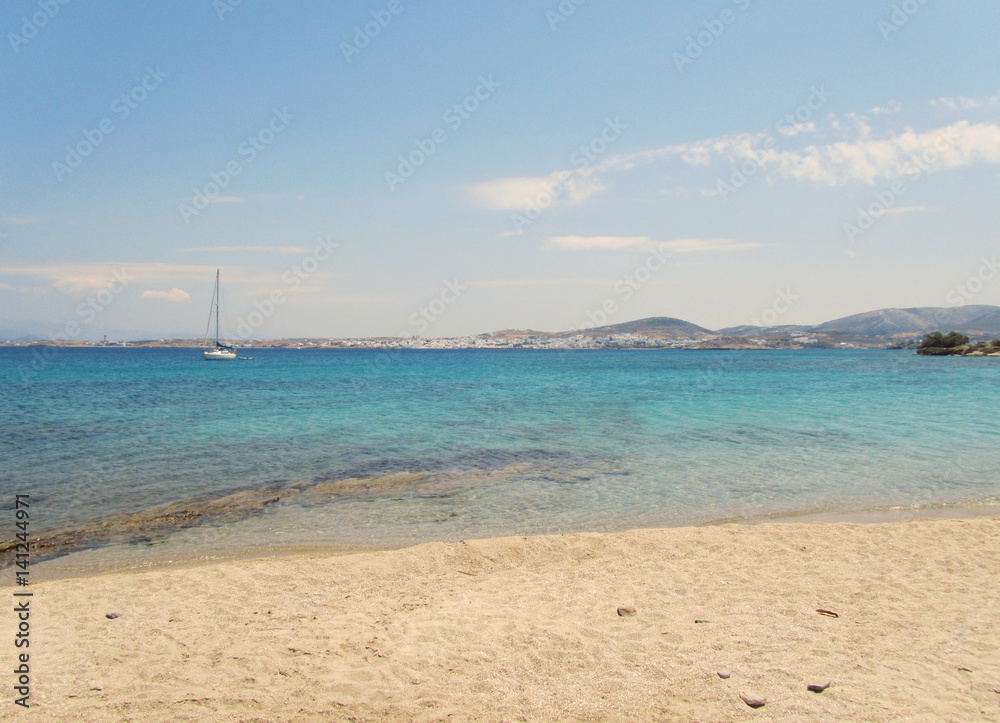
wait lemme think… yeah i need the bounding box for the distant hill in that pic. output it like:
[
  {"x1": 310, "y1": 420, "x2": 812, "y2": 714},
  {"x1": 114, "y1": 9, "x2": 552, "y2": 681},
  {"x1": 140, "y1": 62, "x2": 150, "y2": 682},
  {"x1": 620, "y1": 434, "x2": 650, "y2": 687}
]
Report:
[
  {"x1": 544, "y1": 306, "x2": 1000, "y2": 341},
  {"x1": 562, "y1": 316, "x2": 712, "y2": 339},
  {"x1": 716, "y1": 324, "x2": 810, "y2": 336},
  {"x1": 811, "y1": 306, "x2": 1000, "y2": 336}
]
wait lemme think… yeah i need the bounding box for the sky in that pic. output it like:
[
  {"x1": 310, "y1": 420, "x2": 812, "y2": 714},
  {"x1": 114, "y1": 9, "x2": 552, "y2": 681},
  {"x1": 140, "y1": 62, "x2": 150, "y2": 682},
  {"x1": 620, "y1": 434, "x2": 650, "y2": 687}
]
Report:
[{"x1": 2, "y1": 0, "x2": 1000, "y2": 340}]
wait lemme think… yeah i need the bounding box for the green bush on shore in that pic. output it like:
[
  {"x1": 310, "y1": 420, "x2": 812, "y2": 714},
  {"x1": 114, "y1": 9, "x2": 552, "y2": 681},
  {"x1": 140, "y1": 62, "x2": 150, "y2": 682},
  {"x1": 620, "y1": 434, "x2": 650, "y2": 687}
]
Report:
[{"x1": 919, "y1": 331, "x2": 971, "y2": 349}]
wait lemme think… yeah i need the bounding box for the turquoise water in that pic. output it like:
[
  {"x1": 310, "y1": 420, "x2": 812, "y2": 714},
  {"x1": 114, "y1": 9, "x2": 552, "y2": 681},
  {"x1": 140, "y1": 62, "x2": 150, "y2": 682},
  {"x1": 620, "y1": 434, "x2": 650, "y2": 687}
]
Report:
[{"x1": 2, "y1": 347, "x2": 1000, "y2": 569}]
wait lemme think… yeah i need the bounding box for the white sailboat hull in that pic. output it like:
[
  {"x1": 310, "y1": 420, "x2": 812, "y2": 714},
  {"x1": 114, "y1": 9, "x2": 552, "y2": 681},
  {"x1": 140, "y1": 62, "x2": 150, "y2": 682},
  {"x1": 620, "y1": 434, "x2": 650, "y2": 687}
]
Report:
[{"x1": 203, "y1": 349, "x2": 237, "y2": 360}]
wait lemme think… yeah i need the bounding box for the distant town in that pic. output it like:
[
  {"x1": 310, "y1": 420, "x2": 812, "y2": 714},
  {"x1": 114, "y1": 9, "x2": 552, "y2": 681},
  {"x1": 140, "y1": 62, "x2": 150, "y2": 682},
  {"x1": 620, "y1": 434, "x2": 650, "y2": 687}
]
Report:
[{"x1": 6, "y1": 305, "x2": 1000, "y2": 351}]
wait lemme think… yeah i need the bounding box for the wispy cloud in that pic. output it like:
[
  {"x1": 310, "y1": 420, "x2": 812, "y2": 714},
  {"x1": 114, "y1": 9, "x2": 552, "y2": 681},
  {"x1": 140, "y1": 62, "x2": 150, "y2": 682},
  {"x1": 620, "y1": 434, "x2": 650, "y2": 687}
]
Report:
[
  {"x1": 777, "y1": 122, "x2": 816, "y2": 138},
  {"x1": 881, "y1": 205, "x2": 932, "y2": 215},
  {"x1": 0, "y1": 262, "x2": 218, "y2": 294},
  {"x1": 931, "y1": 91, "x2": 1000, "y2": 112},
  {"x1": 547, "y1": 235, "x2": 650, "y2": 250},
  {"x1": 464, "y1": 170, "x2": 606, "y2": 211},
  {"x1": 467, "y1": 277, "x2": 610, "y2": 288},
  {"x1": 142, "y1": 288, "x2": 192, "y2": 303},
  {"x1": 4, "y1": 216, "x2": 38, "y2": 225},
  {"x1": 0, "y1": 261, "x2": 343, "y2": 297},
  {"x1": 182, "y1": 245, "x2": 311, "y2": 254},
  {"x1": 465, "y1": 105, "x2": 1000, "y2": 219},
  {"x1": 871, "y1": 100, "x2": 902, "y2": 116},
  {"x1": 606, "y1": 120, "x2": 1000, "y2": 185},
  {"x1": 545, "y1": 236, "x2": 768, "y2": 253},
  {"x1": 659, "y1": 238, "x2": 768, "y2": 253}
]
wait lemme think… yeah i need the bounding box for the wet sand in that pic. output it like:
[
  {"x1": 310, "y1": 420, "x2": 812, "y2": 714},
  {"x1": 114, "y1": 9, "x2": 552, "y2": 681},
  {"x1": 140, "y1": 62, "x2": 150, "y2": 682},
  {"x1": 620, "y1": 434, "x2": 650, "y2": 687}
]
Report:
[{"x1": 5, "y1": 516, "x2": 1000, "y2": 721}]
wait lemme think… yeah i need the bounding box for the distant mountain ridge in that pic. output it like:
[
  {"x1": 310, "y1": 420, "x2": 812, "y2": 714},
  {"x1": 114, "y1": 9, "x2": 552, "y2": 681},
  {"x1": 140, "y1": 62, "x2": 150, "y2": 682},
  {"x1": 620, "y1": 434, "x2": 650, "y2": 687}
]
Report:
[
  {"x1": 593, "y1": 306, "x2": 1000, "y2": 339},
  {"x1": 811, "y1": 305, "x2": 1000, "y2": 336},
  {"x1": 562, "y1": 316, "x2": 712, "y2": 339}
]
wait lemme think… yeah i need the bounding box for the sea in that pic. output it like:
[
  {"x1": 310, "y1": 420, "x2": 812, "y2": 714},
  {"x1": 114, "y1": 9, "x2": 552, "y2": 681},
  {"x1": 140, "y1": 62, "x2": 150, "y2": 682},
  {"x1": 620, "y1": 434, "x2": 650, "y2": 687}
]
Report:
[{"x1": 3, "y1": 346, "x2": 999, "y2": 577}]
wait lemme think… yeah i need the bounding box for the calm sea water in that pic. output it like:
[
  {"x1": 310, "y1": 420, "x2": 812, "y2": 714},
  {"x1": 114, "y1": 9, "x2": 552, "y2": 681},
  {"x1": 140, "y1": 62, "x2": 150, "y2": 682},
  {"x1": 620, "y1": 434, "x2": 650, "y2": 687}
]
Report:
[{"x1": 2, "y1": 347, "x2": 999, "y2": 572}]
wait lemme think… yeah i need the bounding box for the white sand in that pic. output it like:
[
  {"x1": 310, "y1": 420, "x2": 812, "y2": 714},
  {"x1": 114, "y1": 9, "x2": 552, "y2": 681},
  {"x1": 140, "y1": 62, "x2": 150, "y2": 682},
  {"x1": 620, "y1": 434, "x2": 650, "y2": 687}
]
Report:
[{"x1": 6, "y1": 516, "x2": 1000, "y2": 721}]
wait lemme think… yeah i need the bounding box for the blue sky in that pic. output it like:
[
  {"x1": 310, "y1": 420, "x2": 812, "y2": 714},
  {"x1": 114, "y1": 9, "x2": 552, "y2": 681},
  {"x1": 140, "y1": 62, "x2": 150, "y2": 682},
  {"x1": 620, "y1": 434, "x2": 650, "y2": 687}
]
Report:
[{"x1": 2, "y1": 0, "x2": 1000, "y2": 339}]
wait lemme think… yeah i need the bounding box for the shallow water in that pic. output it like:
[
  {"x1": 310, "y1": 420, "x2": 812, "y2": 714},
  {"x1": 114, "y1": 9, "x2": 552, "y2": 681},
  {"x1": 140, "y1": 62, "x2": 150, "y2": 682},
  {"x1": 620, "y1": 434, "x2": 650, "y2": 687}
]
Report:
[{"x1": 2, "y1": 347, "x2": 999, "y2": 574}]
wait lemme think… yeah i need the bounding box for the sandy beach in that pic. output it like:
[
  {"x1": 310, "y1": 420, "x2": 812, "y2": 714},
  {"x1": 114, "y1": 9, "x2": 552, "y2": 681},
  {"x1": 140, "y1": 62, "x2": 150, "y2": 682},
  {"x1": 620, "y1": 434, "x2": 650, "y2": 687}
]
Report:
[{"x1": 6, "y1": 516, "x2": 1000, "y2": 721}]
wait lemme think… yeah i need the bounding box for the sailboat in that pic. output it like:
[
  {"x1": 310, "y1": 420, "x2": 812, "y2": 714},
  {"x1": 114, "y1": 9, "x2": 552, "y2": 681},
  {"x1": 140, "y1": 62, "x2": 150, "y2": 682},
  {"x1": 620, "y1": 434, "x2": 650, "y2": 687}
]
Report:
[{"x1": 203, "y1": 269, "x2": 237, "y2": 360}]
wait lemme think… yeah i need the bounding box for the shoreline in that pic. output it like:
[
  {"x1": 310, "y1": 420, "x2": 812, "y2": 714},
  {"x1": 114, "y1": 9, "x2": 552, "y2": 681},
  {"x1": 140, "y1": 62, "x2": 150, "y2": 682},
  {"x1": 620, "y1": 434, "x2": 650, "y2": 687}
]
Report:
[
  {"x1": 13, "y1": 495, "x2": 1000, "y2": 583},
  {"x1": 10, "y1": 515, "x2": 1000, "y2": 720}
]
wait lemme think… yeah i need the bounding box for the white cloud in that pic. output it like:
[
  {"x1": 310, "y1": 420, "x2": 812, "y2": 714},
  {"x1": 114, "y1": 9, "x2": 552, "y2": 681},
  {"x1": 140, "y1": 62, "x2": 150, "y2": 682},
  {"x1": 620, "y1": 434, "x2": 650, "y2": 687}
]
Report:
[
  {"x1": 0, "y1": 262, "x2": 218, "y2": 294},
  {"x1": 547, "y1": 235, "x2": 650, "y2": 250},
  {"x1": 467, "y1": 104, "x2": 1000, "y2": 217},
  {"x1": 871, "y1": 100, "x2": 902, "y2": 116},
  {"x1": 142, "y1": 288, "x2": 192, "y2": 303},
  {"x1": 602, "y1": 132, "x2": 769, "y2": 171},
  {"x1": 467, "y1": 278, "x2": 609, "y2": 288},
  {"x1": 628, "y1": 120, "x2": 1000, "y2": 185},
  {"x1": 182, "y1": 245, "x2": 310, "y2": 254},
  {"x1": 545, "y1": 236, "x2": 767, "y2": 253},
  {"x1": 777, "y1": 122, "x2": 816, "y2": 138},
  {"x1": 466, "y1": 175, "x2": 562, "y2": 210},
  {"x1": 773, "y1": 121, "x2": 1000, "y2": 184},
  {"x1": 881, "y1": 205, "x2": 932, "y2": 215},
  {"x1": 659, "y1": 238, "x2": 768, "y2": 253},
  {"x1": 465, "y1": 168, "x2": 606, "y2": 211},
  {"x1": 4, "y1": 216, "x2": 38, "y2": 225},
  {"x1": 931, "y1": 91, "x2": 1000, "y2": 112}
]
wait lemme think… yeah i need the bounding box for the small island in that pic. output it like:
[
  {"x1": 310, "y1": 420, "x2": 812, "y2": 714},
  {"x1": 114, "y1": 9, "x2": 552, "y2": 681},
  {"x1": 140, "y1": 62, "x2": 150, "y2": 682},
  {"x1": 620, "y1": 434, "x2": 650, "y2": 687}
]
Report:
[{"x1": 917, "y1": 331, "x2": 1000, "y2": 356}]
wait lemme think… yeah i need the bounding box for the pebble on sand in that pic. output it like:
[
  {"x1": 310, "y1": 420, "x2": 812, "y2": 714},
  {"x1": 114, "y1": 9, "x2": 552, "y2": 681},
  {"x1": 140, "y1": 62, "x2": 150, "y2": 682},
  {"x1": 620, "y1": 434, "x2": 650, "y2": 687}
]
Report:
[
  {"x1": 740, "y1": 693, "x2": 766, "y2": 708},
  {"x1": 617, "y1": 606, "x2": 637, "y2": 617},
  {"x1": 105, "y1": 613, "x2": 121, "y2": 619},
  {"x1": 807, "y1": 681, "x2": 831, "y2": 693},
  {"x1": 717, "y1": 670, "x2": 731, "y2": 679}
]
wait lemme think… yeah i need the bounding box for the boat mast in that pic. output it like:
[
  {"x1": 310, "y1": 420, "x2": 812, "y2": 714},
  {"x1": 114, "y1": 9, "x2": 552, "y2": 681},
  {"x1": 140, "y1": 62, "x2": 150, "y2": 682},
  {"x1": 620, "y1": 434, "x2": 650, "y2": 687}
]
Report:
[{"x1": 215, "y1": 269, "x2": 220, "y2": 343}]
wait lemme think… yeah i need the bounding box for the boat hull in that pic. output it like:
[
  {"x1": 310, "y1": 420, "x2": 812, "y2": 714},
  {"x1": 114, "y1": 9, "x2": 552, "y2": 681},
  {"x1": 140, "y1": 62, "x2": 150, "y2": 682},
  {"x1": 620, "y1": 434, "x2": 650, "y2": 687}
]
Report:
[{"x1": 203, "y1": 350, "x2": 237, "y2": 361}]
